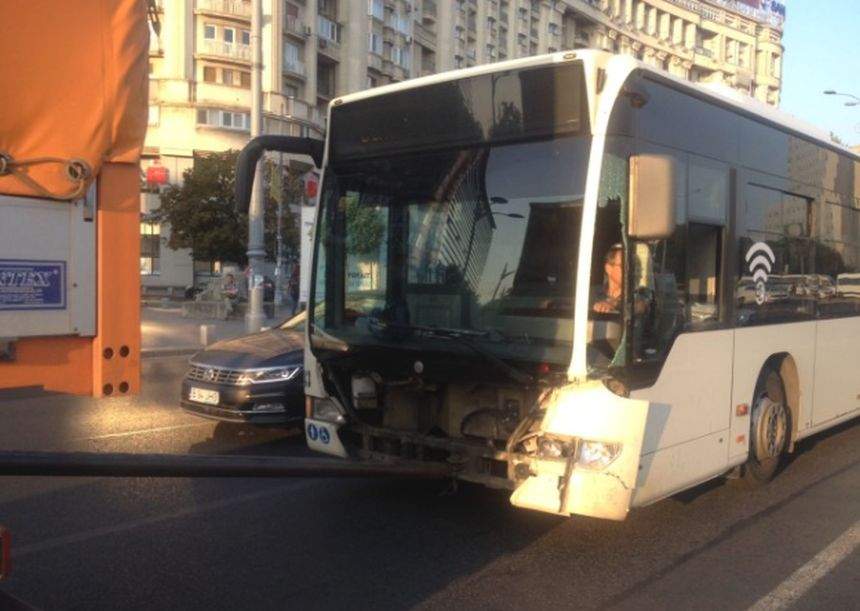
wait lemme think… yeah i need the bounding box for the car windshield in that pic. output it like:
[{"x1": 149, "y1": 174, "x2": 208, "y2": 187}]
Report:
[{"x1": 310, "y1": 134, "x2": 591, "y2": 366}]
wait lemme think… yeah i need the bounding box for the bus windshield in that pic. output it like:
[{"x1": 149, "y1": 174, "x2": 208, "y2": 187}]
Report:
[{"x1": 311, "y1": 134, "x2": 592, "y2": 367}]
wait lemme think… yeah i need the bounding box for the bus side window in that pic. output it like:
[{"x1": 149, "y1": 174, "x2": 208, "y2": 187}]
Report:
[{"x1": 686, "y1": 223, "x2": 721, "y2": 326}]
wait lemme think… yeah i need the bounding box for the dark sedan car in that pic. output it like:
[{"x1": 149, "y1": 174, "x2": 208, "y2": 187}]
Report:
[{"x1": 181, "y1": 312, "x2": 305, "y2": 425}]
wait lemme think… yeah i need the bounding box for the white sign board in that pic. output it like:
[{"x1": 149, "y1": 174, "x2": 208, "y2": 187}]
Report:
[{"x1": 299, "y1": 206, "x2": 317, "y2": 305}]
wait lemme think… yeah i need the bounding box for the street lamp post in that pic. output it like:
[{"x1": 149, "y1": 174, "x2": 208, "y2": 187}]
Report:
[
  {"x1": 245, "y1": 0, "x2": 265, "y2": 333},
  {"x1": 823, "y1": 90, "x2": 860, "y2": 107}
]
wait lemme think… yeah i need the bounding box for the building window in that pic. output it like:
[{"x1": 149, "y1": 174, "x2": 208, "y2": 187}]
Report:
[
  {"x1": 241, "y1": 29, "x2": 250, "y2": 45},
  {"x1": 317, "y1": 62, "x2": 335, "y2": 98},
  {"x1": 222, "y1": 68, "x2": 234, "y2": 86},
  {"x1": 318, "y1": 15, "x2": 341, "y2": 43},
  {"x1": 203, "y1": 66, "x2": 217, "y2": 82},
  {"x1": 368, "y1": 32, "x2": 383, "y2": 55},
  {"x1": 284, "y1": 41, "x2": 303, "y2": 73},
  {"x1": 196, "y1": 108, "x2": 250, "y2": 131},
  {"x1": 140, "y1": 222, "x2": 161, "y2": 275},
  {"x1": 204, "y1": 24, "x2": 216, "y2": 40},
  {"x1": 223, "y1": 27, "x2": 235, "y2": 44},
  {"x1": 240, "y1": 71, "x2": 251, "y2": 88}
]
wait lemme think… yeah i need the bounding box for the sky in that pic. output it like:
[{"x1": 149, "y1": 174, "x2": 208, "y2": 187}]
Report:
[{"x1": 779, "y1": 0, "x2": 860, "y2": 146}]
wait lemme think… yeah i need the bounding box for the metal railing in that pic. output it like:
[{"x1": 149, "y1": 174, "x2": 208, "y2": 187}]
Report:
[
  {"x1": 283, "y1": 58, "x2": 306, "y2": 76},
  {"x1": 285, "y1": 14, "x2": 306, "y2": 36},
  {"x1": 197, "y1": 0, "x2": 251, "y2": 18},
  {"x1": 201, "y1": 40, "x2": 251, "y2": 61}
]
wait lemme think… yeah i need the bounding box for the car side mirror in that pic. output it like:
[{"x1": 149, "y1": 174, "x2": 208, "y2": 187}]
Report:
[
  {"x1": 235, "y1": 136, "x2": 325, "y2": 213},
  {"x1": 628, "y1": 154, "x2": 678, "y2": 240}
]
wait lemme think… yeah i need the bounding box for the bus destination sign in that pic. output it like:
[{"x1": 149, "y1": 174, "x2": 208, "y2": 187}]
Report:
[{"x1": 0, "y1": 260, "x2": 67, "y2": 311}]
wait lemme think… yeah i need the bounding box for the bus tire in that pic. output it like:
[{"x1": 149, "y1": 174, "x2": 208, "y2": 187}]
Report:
[{"x1": 741, "y1": 367, "x2": 791, "y2": 486}]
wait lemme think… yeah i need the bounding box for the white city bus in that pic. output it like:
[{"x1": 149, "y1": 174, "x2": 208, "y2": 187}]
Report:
[{"x1": 299, "y1": 50, "x2": 860, "y2": 520}]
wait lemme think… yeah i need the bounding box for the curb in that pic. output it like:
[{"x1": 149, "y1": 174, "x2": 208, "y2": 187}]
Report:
[{"x1": 141, "y1": 346, "x2": 201, "y2": 359}]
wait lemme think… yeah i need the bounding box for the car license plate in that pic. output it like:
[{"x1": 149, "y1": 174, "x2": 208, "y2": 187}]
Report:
[{"x1": 189, "y1": 387, "x2": 219, "y2": 405}]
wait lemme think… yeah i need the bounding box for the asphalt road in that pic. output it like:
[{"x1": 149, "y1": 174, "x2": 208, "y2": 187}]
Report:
[{"x1": 0, "y1": 355, "x2": 858, "y2": 610}]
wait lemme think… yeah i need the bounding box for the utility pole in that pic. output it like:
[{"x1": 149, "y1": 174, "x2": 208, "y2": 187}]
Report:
[
  {"x1": 245, "y1": 0, "x2": 265, "y2": 333},
  {"x1": 274, "y1": 153, "x2": 284, "y2": 312}
]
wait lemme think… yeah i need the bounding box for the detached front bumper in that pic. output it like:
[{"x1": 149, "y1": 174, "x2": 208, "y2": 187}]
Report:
[
  {"x1": 304, "y1": 418, "x2": 519, "y2": 490},
  {"x1": 181, "y1": 378, "x2": 304, "y2": 425}
]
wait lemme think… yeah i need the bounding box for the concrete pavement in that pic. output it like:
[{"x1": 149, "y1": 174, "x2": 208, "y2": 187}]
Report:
[
  {"x1": 141, "y1": 305, "x2": 292, "y2": 356},
  {"x1": 0, "y1": 356, "x2": 857, "y2": 610}
]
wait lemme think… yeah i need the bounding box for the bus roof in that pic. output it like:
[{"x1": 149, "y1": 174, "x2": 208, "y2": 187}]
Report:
[{"x1": 333, "y1": 50, "x2": 859, "y2": 162}]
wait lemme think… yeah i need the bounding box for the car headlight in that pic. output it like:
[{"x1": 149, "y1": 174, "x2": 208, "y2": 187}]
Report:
[
  {"x1": 576, "y1": 440, "x2": 622, "y2": 470},
  {"x1": 235, "y1": 365, "x2": 302, "y2": 386},
  {"x1": 310, "y1": 397, "x2": 345, "y2": 423}
]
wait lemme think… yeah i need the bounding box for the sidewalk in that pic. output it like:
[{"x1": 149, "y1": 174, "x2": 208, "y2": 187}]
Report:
[{"x1": 141, "y1": 306, "x2": 281, "y2": 357}]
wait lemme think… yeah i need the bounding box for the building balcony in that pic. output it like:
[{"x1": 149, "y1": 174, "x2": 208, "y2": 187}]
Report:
[
  {"x1": 285, "y1": 15, "x2": 310, "y2": 39},
  {"x1": 197, "y1": 82, "x2": 251, "y2": 108},
  {"x1": 200, "y1": 40, "x2": 251, "y2": 62},
  {"x1": 414, "y1": 21, "x2": 436, "y2": 49},
  {"x1": 422, "y1": 0, "x2": 437, "y2": 23},
  {"x1": 317, "y1": 40, "x2": 341, "y2": 62},
  {"x1": 196, "y1": 0, "x2": 251, "y2": 20},
  {"x1": 263, "y1": 93, "x2": 324, "y2": 128},
  {"x1": 368, "y1": 53, "x2": 384, "y2": 71},
  {"x1": 283, "y1": 58, "x2": 306, "y2": 77}
]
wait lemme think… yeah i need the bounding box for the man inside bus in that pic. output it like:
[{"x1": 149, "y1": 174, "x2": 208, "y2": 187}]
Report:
[
  {"x1": 593, "y1": 244, "x2": 625, "y2": 314},
  {"x1": 593, "y1": 243, "x2": 653, "y2": 314}
]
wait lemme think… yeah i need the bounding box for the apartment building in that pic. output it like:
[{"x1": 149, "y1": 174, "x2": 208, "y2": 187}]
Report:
[{"x1": 142, "y1": 0, "x2": 785, "y2": 291}]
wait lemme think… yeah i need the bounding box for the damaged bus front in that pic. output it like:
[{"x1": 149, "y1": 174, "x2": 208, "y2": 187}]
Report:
[{"x1": 301, "y1": 54, "x2": 675, "y2": 521}]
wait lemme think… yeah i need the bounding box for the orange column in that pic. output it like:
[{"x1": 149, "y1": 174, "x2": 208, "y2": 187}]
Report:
[{"x1": 91, "y1": 162, "x2": 141, "y2": 398}]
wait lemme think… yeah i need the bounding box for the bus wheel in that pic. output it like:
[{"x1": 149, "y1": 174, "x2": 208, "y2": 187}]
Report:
[{"x1": 742, "y1": 369, "x2": 791, "y2": 486}]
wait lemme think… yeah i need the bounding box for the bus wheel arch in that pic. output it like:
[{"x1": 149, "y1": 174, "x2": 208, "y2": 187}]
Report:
[
  {"x1": 775, "y1": 354, "x2": 800, "y2": 453},
  {"x1": 741, "y1": 355, "x2": 796, "y2": 486}
]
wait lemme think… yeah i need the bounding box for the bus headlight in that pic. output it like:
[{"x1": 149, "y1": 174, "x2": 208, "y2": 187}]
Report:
[
  {"x1": 537, "y1": 436, "x2": 574, "y2": 459},
  {"x1": 576, "y1": 441, "x2": 622, "y2": 470},
  {"x1": 310, "y1": 398, "x2": 345, "y2": 424}
]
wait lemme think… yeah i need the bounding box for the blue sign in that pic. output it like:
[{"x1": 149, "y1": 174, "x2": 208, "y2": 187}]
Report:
[
  {"x1": 0, "y1": 260, "x2": 66, "y2": 311},
  {"x1": 319, "y1": 427, "x2": 331, "y2": 444},
  {"x1": 307, "y1": 423, "x2": 319, "y2": 441}
]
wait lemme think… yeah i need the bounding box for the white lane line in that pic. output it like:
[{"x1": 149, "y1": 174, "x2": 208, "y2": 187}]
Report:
[
  {"x1": 75, "y1": 422, "x2": 211, "y2": 441},
  {"x1": 748, "y1": 519, "x2": 860, "y2": 611},
  {"x1": 13, "y1": 481, "x2": 312, "y2": 558}
]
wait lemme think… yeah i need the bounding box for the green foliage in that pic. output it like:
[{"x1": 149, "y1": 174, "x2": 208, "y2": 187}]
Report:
[
  {"x1": 154, "y1": 151, "x2": 304, "y2": 265},
  {"x1": 345, "y1": 195, "x2": 385, "y2": 255}
]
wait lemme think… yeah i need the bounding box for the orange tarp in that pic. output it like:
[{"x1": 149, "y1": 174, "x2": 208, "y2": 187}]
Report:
[{"x1": 0, "y1": 0, "x2": 149, "y2": 199}]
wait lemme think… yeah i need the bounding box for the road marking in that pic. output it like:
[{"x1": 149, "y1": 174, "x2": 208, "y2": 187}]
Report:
[
  {"x1": 75, "y1": 422, "x2": 211, "y2": 441},
  {"x1": 748, "y1": 519, "x2": 860, "y2": 611},
  {"x1": 13, "y1": 481, "x2": 312, "y2": 558}
]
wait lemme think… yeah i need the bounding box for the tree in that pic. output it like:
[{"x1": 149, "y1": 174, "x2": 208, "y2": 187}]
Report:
[
  {"x1": 344, "y1": 195, "x2": 385, "y2": 255},
  {"x1": 155, "y1": 151, "x2": 303, "y2": 265}
]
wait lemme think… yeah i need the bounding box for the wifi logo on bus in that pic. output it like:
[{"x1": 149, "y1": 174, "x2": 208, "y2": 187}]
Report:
[{"x1": 746, "y1": 242, "x2": 776, "y2": 305}]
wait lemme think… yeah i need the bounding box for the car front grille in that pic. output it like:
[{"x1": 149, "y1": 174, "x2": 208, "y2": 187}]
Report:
[{"x1": 186, "y1": 364, "x2": 244, "y2": 385}]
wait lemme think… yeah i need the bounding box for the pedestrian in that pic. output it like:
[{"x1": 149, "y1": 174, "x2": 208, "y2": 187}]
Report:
[{"x1": 288, "y1": 263, "x2": 300, "y2": 315}]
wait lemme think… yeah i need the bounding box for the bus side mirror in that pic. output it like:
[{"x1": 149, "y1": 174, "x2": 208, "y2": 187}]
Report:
[
  {"x1": 628, "y1": 154, "x2": 677, "y2": 240},
  {"x1": 235, "y1": 136, "x2": 325, "y2": 213}
]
